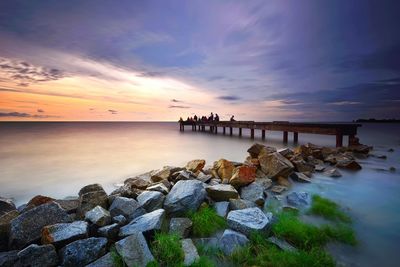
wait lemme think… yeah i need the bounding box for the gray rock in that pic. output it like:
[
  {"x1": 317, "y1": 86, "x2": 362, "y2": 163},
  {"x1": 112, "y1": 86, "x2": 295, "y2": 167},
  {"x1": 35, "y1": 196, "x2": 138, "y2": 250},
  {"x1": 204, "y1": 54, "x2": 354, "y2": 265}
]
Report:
[
  {"x1": 54, "y1": 199, "x2": 80, "y2": 214},
  {"x1": 182, "y1": 239, "x2": 199, "y2": 266},
  {"x1": 78, "y1": 184, "x2": 105, "y2": 197},
  {"x1": 97, "y1": 223, "x2": 120, "y2": 239},
  {"x1": 292, "y1": 160, "x2": 315, "y2": 173},
  {"x1": 286, "y1": 192, "x2": 310, "y2": 207},
  {"x1": 9, "y1": 202, "x2": 71, "y2": 249},
  {"x1": 124, "y1": 177, "x2": 150, "y2": 190},
  {"x1": 206, "y1": 184, "x2": 239, "y2": 201},
  {"x1": 109, "y1": 197, "x2": 145, "y2": 220},
  {"x1": 119, "y1": 209, "x2": 165, "y2": 237},
  {"x1": 147, "y1": 182, "x2": 170, "y2": 195},
  {"x1": 323, "y1": 167, "x2": 342, "y2": 178},
  {"x1": 0, "y1": 210, "x2": 19, "y2": 251},
  {"x1": 85, "y1": 206, "x2": 111, "y2": 227},
  {"x1": 267, "y1": 236, "x2": 297, "y2": 252},
  {"x1": 255, "y1": 177, "x2": 273, "y2": 189},
  {"x1": 229, "y1": 199, "x2": 257, "y2": 210},
  {"x1": 240, "y1": 182, "x2": 265, "y2": 206},
  {"x1": 0, "y1": 250, "x2": 18, "y2": 267},
  {"x1": 85, "y1": 252, "x2": 114, "y2": 267},
  {"x1": 277, "y1": 148, "x2": 294, "y2": 158},
  {"x1": 258, "y1": 152, "x2": 294, "y2": 179},
  {"x1": 0, "y1": 197, "x2": 16, "y2": 216},
  {"x1": 137, "y1": 191, "x2": 165, "y2": 212},
  {"x1": 169, "y1": 218, "x2": 192, "y2": 238},
  {"x1": 290, "y1": 172, "x2": 311, "y2": 183},
  {"x1": 218, "y1": 229, "x2": 249, "y2": 255},
  {"x1": 196, "y1": 172, "x2": 213, "y2": 183},
  {"x1": 17, "y1": 244, "x2": 58, "y2": 267},
  {"x1": 175, "y1": 170, "x2": 197, "y2": 182},
  {"x1": 42, "y1": 221, "x2": 89, "y2": 248},
  {"x1": 115, "y1": 232, "x2": 154, "y2": 267},
  {"x1": 59, "y1": 237, "x2": 107, "y2": 267},
  {"x1": 112, "y1": 215, "x2": 127, "y2": 226},
  {"x1": 192, "y1": 238, "x2": 218, "y2": 248},
  {"x1": 213, "y1": 202, "x2": 230, "y2": 217},
  {"x1": 227, "y1": 208, "x2": 272, "y2": 236},
  {"x1": 271, "y1": 185, "x2": 287, "y2": 194},
  {"x1": 208, "y1": 179, "x2": 221, "y2": 186},
  {"x1": 77, "y1": 186, "x2": 109, "y2": 219},
  {"x1": 315, "y1": 164, "x2": 326, "y2": 172},
  {"x1": 247, "y1": 143, "x2": 275, "y2": 158},
  {"x1": 164, "y1": 180, "x2": 206, "y2": 216}
]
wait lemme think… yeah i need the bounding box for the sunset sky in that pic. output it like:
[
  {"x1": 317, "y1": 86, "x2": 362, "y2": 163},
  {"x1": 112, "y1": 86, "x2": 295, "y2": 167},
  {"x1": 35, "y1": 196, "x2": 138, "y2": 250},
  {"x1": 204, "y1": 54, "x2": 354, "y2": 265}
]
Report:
[{"x1": 0, "y1": 0, "x2": 399, "y2": 121}]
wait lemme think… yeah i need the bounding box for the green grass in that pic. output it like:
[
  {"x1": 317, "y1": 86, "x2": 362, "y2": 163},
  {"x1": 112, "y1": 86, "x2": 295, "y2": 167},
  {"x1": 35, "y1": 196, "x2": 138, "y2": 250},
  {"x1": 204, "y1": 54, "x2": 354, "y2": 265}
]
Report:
[
  {"x1": 151, "y1": 232, "x2": 184, "y2": 267},
  {"x1": 188, "y1": 206, "x2": 227, "y2": 237},
  {"x1": 110, "y1": 245, "x2": 126, "y2": 267},
  {"x1": 309, "y1": 195, "x2": 351, "y2": 223},
  {"x1": 189, "y1": 256, "x2": 216, "y2": 267}
]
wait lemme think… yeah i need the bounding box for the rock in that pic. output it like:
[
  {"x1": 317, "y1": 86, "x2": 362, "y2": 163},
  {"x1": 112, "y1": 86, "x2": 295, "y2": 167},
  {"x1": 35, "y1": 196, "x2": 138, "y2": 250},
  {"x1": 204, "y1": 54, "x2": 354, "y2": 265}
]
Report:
[
  {"x1": 278, "y1": 148, "x2": 294, "y2": 159},
  {"x1": 42, "y1": 221, "x2": 89, "y2": 248},
  {"x1": 192, "y1": 238, "x2": 218, "y2": 248},
  {"x1": 196, "y1": 172, "x2": 212, "y2": 183},
  {"x1": 336, "y1": 159, "x2": 362, "y2": 170},
  {"x1": 85, "y1": 252, "x2": 114, "y2": 267},
  {"x1": 115, "y1": 232, "x2": 154, "y2": 267},
  {"x1": 348, "y1": 144, "x2": 371, "y2": 154},
  {"x1": 124, "y1": 177, "x2": 150, "y2": 190},
  {"x1": 109, "y1": 196, "x2": 145, "y2": 220},
  {"x1": 147, "y1": 182, "x2": 170, "y2": 195},
  {"x1": 287, "y1": 192, "x2": 310, "y2": 207},
  {"x1": 240, "y1": 182, "x2": 265, "y2": 206},
  {"x1": 0, "y1": 197, "x2": 16, "y2": 216},
  {"x1": 23, "y1": 195, "x2": 55, "y2": 212},
  {"x1": 258, "y1": 152, "x2": 294, "y2": 179},
  {"x1": 208, "y1": 179, "x2": 221, "y2": 186},
  {"x1": 229, "y1": 199, "x2": 257, "y2": 210},
  {"x1": 389, "y1": 167, "x2": 396, "y2": 172},
  {"x1": 292, "y1": 160, "x2": 315, "y2": 173},
  {"x1": 227, "y1": 208, "x2": 272, "y2": 236},
  {"x1": 169, "y1": 218, "x2": 192, "y2": 238},
  {"x1": 119, "y1": 209, "x2": 165, "y2": 237},
  {"x1": 213, "y1": 159, "x2": 235, "y2": 182},
  {"x1": 0, "y1": 250, "x2": 18, "y2": 267},
  {"x1": 267, "y1": 236, "x2": 297, "y2": 252},
  {"x1": 206, "y1": 184, "x2": 239, "y2": 201},
  {"x1": 112, "y1": 215, "x2": 127, "y2": 226},
  {"x1": 109, "y1": 185, "x2": 140, "y2": 201},
  {"x1": 324, "y1": 167, "x2": 342, "y2": 178},
  {"x1": 54, "y1": 199, "x2": 79, "y2": 214},
  {"x1": 77, "y1": 185, "x2": 108, "y2": 218},
  {"x1": 247, "y1": 143, "x2": 270, "y2": 158},
  {"x1": 85, "y1": 206, "x2": 111, "y2": 227},
  {"x1": 229, "y1": 165, "x2": 256, "y2": 187},
  {"x1": 59, "y1": 237, "x2": 107, "y2": 267},
  {"x1": 255, "y1": 177, "x2": 273, "y2": 189},
  {"x1": 9, "y1": 202, "x2": 71, "y2": 249},
  {"x1": 271, "y1": 185, "x2": 287, "y2": 194},
  {"x1": 213, "y1": 202, "x2": 230, "y2": 218},
  {"x1": 290, "y1": 172, "x2": 311, "y2": 183},
  {"x1": 151, "y1": 166, "x2": 174, "y2": 182},
  {"x1": 315, "y1": 164, "x2": 326, "y2": 172},
  {"x1": 174, "y1": 170, "x2": 197, "y2": 182},
  {"x1": 218, "y1": 229, "x2": 249, "y2": 255},
  {"x1": 182, "y1": 239, "x2": 199, "y2": 266},
  {"x1": 186, "y1": 160, "x2": 206, "y2": 173},
  {"x1": 98, "y1": 223, "x2": 119, "y2": 239},
  {"x1": 388, "y1": 148, "x2": 394, "y2": 152},
  {"x1": 277, "y1": 176, "x2": 291, "y2": 187},
  {"x1": 0, "y1": 210, "x2": 19, "y2": 251},
  {"x1": 137, "y1": 191, "x2": 165, "y2": 212},
  {"x1": 17, "y1": 244, "x2": 58, "y2": 267},
  {"x1": 164, "y1": 180, "x2": 206, "y2": 216}
]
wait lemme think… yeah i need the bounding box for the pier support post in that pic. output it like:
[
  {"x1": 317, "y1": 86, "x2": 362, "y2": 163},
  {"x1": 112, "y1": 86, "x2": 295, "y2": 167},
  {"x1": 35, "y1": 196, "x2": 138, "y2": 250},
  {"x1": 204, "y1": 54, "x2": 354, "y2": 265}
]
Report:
[
  {"x1": 283, "y1": 131, "x2": 288, "y2": 143},
  {"x1": 239, "y1": 128, "x2": 242, "y2": 137},
  {"x1": 214, "y1": 126, "x2": 218, "y2": 134},
  {"x1": 261, "y1": 130, "x2": 265, "y2": 140},
  {"x1": 230, "y1": 127, "x2": 233, "y2": 136},
  {"x1": 250, "y1": 129, "x2": 254, "y2": 139},
  {"x1": 223, "y1": 127, "x2": 226, "y2": 135},
  {"x1": 348, "y1": 135, "x2": 359, "y2": 146},
  {"x1": 336, "y1": 134, "x2": 343, "y2": 147},
  {"x1": 293, "y1": 132, "x2": 298, "y2": 143}
]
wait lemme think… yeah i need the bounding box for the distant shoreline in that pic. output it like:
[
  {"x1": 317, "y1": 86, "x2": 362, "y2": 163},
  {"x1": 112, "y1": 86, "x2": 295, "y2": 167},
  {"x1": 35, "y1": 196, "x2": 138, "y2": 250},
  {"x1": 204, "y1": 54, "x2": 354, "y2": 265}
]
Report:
[{"x1": 354, "y1": 119, "x2": 400, "y2": 123}]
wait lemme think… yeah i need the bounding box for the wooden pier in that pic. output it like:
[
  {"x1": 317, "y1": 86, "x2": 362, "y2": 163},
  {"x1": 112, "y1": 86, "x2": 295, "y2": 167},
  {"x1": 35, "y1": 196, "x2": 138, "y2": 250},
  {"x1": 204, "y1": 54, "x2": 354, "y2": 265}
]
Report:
[{"x1": 179, "y1": 121, "x2": 361, "y2": 147}]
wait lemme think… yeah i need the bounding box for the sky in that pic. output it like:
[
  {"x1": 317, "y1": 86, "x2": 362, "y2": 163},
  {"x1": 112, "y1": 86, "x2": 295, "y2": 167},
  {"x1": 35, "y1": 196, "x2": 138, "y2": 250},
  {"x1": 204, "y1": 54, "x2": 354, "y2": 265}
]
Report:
[{"x1": 0, "y1": 0, "x2": 399, "y2": 121}]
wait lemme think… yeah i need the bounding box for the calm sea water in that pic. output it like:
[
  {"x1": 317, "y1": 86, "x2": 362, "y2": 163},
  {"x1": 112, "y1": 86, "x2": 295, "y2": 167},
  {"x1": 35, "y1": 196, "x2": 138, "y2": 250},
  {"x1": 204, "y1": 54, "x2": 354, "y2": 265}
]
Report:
[{"x1": 0, "y1": 122, "x2": 399, "y2": 266}]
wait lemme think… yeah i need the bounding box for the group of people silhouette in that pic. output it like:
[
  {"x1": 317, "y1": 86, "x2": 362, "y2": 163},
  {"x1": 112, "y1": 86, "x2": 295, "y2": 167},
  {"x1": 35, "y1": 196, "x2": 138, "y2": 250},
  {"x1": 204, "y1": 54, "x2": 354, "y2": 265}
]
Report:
[{"x1": 179, "y1": 113, "x2": 235, "y2": 122}]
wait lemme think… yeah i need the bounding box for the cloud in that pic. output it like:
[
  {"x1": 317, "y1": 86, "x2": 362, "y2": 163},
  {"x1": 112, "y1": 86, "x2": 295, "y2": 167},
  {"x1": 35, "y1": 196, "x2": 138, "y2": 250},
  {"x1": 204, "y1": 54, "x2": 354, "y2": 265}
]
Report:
[
  {"x1": 108, "y1": 109, "x2": 118, "y2": 114},
  {"x1": 328, "y1": 101, "x2": 361, "y2": 106},
  {"x1": 37, "y1": 109, "x2": 44, "y2": 112},
  {"x1": 0, "y1": 111, "x2": 57, "y2": 118},
  {"x1": 168, "y1": 105, "x2": 190, "y2": 109},
  {"x1": 217, "y1": 95, "x2": 241, "y2": 101}
]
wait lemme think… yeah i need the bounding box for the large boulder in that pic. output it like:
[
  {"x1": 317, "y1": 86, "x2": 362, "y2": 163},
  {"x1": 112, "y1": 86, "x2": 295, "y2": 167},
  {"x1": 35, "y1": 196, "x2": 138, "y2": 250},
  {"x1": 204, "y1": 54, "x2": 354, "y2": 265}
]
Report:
[
  {"x1": 85, "y1": 206, "x2": 111, "y2": 227},
  {"x1": 42, "y1": 221, "x2": 89, "y2": 248},
  {"x1": 186, "y1": 160, "x2": 206, "y2": 173},
  {"x1": 213, "y1": 202, "x2": 230, "y2": 218},
  {"x1": 169, "y1": 218, "x2": 192, "y2": 238},
  {"x1": 22, "y1": 195, "x2": 55, "y2": 212},
  {"x1": 292, "y1": 160, "x2": 315, "y2": 173},
  {"x1": 286, "y1": 192, "x2": 310, "y2": 207},
  {"x1": 227, "y1": 208, "x2": 272, "y2": 236},
  {"x1": 323, "y1": 167, "x2": 342, "y2": 178},
  {"x1": 229, "y1": 199, "x2": 257, "y2": 210},
  {"x1": 164, "y1": 180, "x2": 206, "y2": 216},
  {"x1": 137, "y1": 191, "x2": 165, "y2": 212},
  {"x1": 124, "y1": 177, "x2": 150, "y2": 190},
  {"x1": 229, "y1": 165, "x2": 256, "y2": 187},
  {"x1": 76, "y1": 184, "x2": 108, "y2": 218},
  {"x1": 182, "y1": 239, "x2": 199, "y2": 266},
  {"x1": 54, "y1": 199, "x2": 79, "y2": 214},
  {"x1": 206, "y1": 184, "x2": 239, "y2": 201},
  {"x1": 59, "y1": 237, "x2": 107, "y2": 267},
  {"x1": 0, "y1": 250, "x2": 18, "y2": 267},
  {"x1": 119, "y1": 209, "x2": 165, "y2": 237},
  {"x1": 240, "y1": 182, "x2": 265, "y2": 206},
  {"x1": 115, "y1": 232, "x2": 154, "y2": 266},
  {"x1": 85, "y1": 252, "x2": 114, "y2": 267},
  {"x1": 290, "y1": 172, "x2": 311, "y2": 183},
  {"x1": 0, "y1": 197, "x2": 16, "y2": 216},
  {"x1": 213, "y1": 159, "x2": 235, "y2": 182},
  {"x1": 278, "y1": 148, "x2": 294, "y2": 159},
  {"x1": 16, "y1": 244, "x2": 58, "y2": 267},
  {"x1": 147, "y1": 182, "x2": 170, "y2": 195},
  {"x1": 151, "y1": 166, "x2": 176, "y2": 182},
  {"x1": 336, "y1": 159, "x2": 362, "y2": 170},
  {"x1": 259, "y1": 152, "x2": 294, "y2": 179},
  {"x1": 196, "y1": 172, "x2": 213, "y2": 183},
  {"x1": 247, "y1": 143, "x2": 267, "y2": 158},
  {"x1": 109, "y1": 197, "x2": 145, "y2": 220},
  {"x1": 97, "y1": 223, "x2": 120, "y2": 239},
  {"x1": 218, "y1": 229, "x2": 249, "y2": 255},
  {"x1": 0, "y1": 210, "x2": 19, "y2": 251},
  {"x1": 9, "y1": 202, "x2": 71, "y2": 249}
]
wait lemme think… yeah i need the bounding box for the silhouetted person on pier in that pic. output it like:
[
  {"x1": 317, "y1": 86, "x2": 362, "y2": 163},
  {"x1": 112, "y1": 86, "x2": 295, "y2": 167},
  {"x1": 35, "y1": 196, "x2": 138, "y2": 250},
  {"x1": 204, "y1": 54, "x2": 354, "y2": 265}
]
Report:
[
  {"x1": 194, "y1": 115, "x2": 198, "y2": 121},
  {"x1": 179, "y1": 117, "x2": 183, "y2": 122},
  {"x1": 208, "y1": 112, "x2": 214, "y2": 121},
  {"x1": 230, "y1": 115, "x2": 235, "y2": 121},
  {"x1": 215, "y1": 113, "x2": 220, "y2": 121}
]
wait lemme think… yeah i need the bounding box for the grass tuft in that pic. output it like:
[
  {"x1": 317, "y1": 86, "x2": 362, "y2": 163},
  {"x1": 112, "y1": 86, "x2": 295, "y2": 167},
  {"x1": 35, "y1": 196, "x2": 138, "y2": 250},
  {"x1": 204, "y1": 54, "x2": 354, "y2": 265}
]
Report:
[
  {"x1": 309, "y1": 195, "x2": 351, "y2": 223},
  {"x1": 151, "y1": 232, "x2": 184, "y2": 267},
  {"x1": 189, "y1": 256, "x2": 216, "y2": 267},
  {"x1": 110, "y1": 245, "x2": 126, "y2": 267},
  {"x1": 188, "y1": 206, "x2": 227, "y2": 237}
]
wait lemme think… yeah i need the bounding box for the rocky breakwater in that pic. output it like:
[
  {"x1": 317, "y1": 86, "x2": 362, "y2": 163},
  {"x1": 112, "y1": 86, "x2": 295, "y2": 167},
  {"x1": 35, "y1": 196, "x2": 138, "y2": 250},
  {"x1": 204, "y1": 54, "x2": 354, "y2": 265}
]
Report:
[{"x1": 0, "y1": 142, "x2": 371, "y2": 266}]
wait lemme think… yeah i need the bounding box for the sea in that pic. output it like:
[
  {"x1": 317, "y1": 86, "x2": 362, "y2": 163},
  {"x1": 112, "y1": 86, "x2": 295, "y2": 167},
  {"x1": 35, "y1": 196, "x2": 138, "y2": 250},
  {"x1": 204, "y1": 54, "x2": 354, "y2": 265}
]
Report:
[{"x1": 0, "y1": 121, "x2": 399, "y2": 266}]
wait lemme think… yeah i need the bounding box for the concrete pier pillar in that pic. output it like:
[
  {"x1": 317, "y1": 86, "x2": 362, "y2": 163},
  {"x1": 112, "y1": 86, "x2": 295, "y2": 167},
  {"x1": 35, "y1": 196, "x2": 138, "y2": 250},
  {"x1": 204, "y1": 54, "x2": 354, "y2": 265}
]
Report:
[
  {"x1": 283, "y1": 131, "x2": 288, "y2": 143},
  {"x1": 336, "y1": 134, "x2": 343, "y2": 147},
  {"x1": 239, "y1": 128, "x2": 242, "y2": 137},
  {"x1": 230, "y1": 127, "x2": 233, "y2": 136},
  {"x1": 261, "y1": 130, "x2": 266, "y2": 139},
  {"x1": 293, "y1": 132, "x2": 298, "y2": 143},
  {"x1": 250, "y1": 129, "x2": 254, "y2": 139},
  {"x1": 223, "y1": 127, "x2": 226, "y2": 135}
]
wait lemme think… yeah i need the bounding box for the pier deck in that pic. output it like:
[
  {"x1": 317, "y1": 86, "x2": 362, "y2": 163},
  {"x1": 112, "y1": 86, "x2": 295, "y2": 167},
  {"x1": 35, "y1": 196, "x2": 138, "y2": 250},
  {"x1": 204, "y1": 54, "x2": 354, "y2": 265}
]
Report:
[{"x1": 179, "y1": 121, "x2": 361, "y2": 147}]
